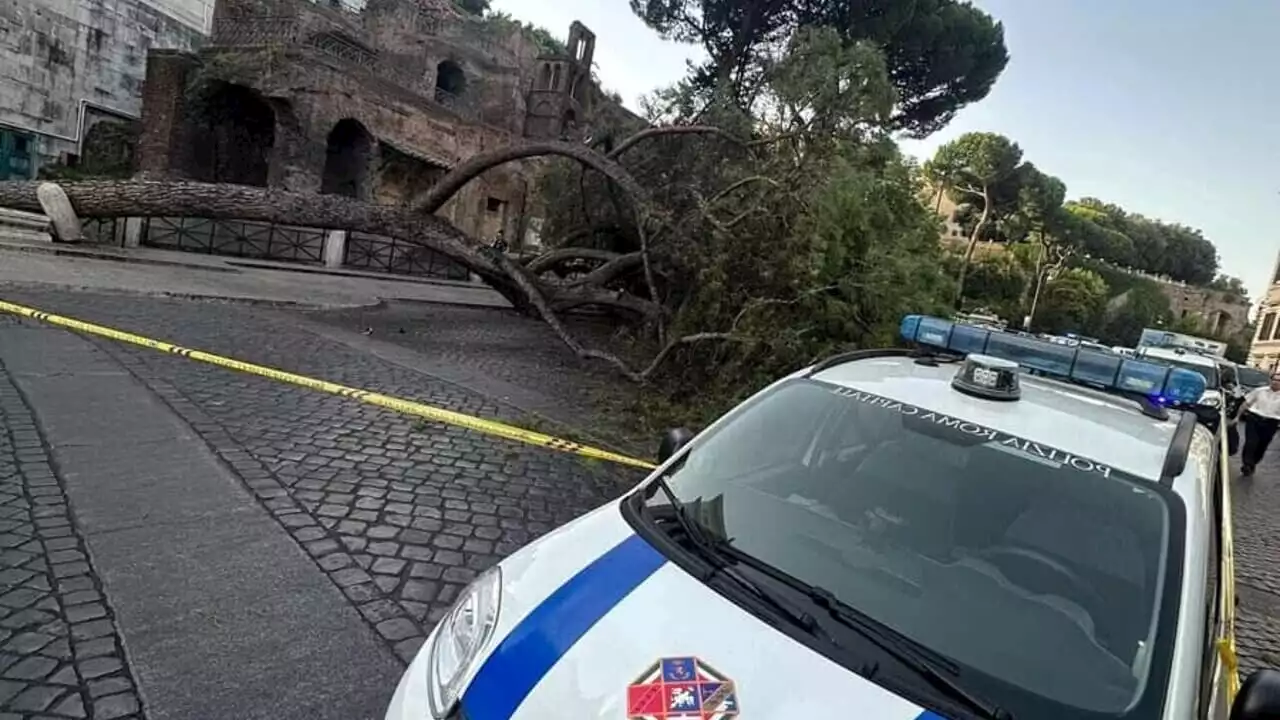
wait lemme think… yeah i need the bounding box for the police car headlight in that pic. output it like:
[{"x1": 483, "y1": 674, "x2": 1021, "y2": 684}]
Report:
[
  {"x1": 427, "y1": 566, "x2": 502, "y2": 718},
  {"x1": 1203, "y1": 395, "x2": 1221, "y2": 408}
]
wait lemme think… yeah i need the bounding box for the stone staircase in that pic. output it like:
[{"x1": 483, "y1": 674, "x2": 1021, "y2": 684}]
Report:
[{"x1": 0, "y1": 207, "x2": 52, "y2": 244}]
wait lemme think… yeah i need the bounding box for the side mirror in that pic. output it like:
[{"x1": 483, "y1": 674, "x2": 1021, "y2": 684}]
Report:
[
  {"x1": 1231, "y1": 669, "x2": 1280, "y2": 720},
  {"x1": 657, "y1": 428, "x2": 694, "y2": 464}
]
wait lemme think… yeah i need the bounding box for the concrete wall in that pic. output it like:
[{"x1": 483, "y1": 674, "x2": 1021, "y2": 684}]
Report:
[{"x1": 0, "y1": 0, "x2": 208, "y2": 172}]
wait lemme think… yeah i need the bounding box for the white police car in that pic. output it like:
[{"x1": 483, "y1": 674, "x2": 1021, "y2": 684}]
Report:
[
  {"x1": 1136, "y1": 346, "x2": 1226, "y2": 411},
  {"x1": 385, "y1": 313, "x2": 1266, "y2": 720}
]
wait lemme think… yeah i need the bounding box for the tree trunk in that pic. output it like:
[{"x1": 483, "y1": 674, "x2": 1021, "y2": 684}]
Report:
[
  {"x1": 412, "y1": 140, "x2": 650, "y2": 216},
  {"x1": 954, "y1": 184, "x2": 991, "y2": 306},
  {"x1": 1025, "y1": 234, "x2": 1048, "y2": 331},
  {"x1": 0, "y1": 180, "x2": 666, "y2": 320}
]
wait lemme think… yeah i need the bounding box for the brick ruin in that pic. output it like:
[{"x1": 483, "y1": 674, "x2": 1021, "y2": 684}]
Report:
[{"x1": 135, "y1": 0, "x2": 644, "y2": 248}]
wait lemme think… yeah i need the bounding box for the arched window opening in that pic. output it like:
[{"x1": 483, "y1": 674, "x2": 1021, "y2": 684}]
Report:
[{"x1": 436, "y1": 60, "x2": 466, "y2": 98}]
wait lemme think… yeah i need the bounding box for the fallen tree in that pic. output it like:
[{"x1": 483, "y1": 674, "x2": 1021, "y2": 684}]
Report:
[
  {"x1": 0, "y1": 126, "x2": 739, "y2": 381},
  {"x1": 0, "y1": 29, "x2": 966, "y2": 424}
]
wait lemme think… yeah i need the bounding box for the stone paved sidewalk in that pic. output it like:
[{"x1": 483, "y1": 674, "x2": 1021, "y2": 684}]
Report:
[{"x1": 0, "y1": 363, "x2": 141, "y2": 720}]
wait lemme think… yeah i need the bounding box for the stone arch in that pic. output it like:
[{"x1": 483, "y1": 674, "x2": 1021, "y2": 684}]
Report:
[
  {"x1": 1210, "y1": 308, "x2": 1235, "y2": 336},
  {"x1": 562, "y1": 108, "x2": 577, "y2": 131},
  {"x1": 189, "y1": 82, "x2": 275, "y2": 187},
  {"x1": 321, "y1": 118, "x2": 375, "y2": 200},
  {"x1": 537, "y1": 63, "x2": 552, "y2": 90},
  {"x1": 435, "y1": 60, "x2": 466, "y2": 97}
]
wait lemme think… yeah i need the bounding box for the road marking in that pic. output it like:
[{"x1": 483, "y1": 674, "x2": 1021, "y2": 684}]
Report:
[{"x1": 0, "y1": 299, "x2": 658, "y2": 471}]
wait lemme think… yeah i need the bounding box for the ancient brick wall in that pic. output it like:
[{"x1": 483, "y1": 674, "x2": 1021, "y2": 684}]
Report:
[
  {"x1": 138, "y1": 0, "x2": 640, "y2": 246},
  {"x1": 135, "y1": 50, "x2": 199, "y2": 177},
  {"x1": 1161, "y1": 282, "x2": 1250, "y2": 337}
]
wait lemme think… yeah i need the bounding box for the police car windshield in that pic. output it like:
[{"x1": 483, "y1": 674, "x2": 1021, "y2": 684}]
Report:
[{"x1": 649, "y1": 378, "x2": 1176, "y2": 720}]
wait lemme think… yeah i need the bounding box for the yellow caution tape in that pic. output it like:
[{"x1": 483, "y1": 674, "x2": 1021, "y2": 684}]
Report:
[
  {"x1": 1218, "y1": 407, "x2": 1240, "y2": 702},
  {"x1": 0, "y1": 299, "x2": 658, "y2": 471}
]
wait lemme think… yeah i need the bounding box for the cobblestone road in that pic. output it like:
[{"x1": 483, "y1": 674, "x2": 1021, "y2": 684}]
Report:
[
  {"x1": 0, "y1": 288, "x2": 642, "y2": 685},
  {"x1": 303, "y1": 301, "x2": 646, "y2": 451},
  {"x1": 0, "y1": 361, "x2": 142, "y2": 719},
  {"x1": 1230, "y1": 453, "x2": 1280, "y2": 674}
]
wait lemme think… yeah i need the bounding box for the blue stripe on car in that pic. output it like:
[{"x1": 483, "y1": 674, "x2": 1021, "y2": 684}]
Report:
[
  {"x1": 916, "y1": 711, "x2": 948, "y2": 719},
  {"x1": 460, "y1": 533, "x2": 669, "y2": 720}
]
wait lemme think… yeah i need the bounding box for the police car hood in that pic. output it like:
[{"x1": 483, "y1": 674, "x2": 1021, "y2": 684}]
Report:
[{"x1": 457, "y1": 501, "x2": 933, "y2": 720}]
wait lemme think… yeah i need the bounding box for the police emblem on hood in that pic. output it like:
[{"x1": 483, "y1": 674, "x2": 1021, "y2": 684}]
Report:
[{"x1": 626, "y1": 656, "x2": 740, "y2": 719}]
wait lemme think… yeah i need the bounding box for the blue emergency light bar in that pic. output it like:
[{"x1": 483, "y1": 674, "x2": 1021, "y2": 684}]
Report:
[{"x1": 899, "y1": 314, "x2": 1207, "y2": 405}]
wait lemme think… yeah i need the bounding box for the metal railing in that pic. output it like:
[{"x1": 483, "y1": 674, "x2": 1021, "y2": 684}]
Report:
[
  {"x1": 140, "y1": 216, "x2": 325, "y2": 263},
  {"x1": 212, "y1": 16, "x2": 300, "y2": 46},
  {"x1": 344, "y1": 231, "x2": 469, "y2": 280}
]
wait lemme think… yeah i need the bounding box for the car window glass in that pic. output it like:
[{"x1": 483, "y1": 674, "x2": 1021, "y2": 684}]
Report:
[{"x1": 655, "y1": 378, "x2": 1177, "y2": 718}]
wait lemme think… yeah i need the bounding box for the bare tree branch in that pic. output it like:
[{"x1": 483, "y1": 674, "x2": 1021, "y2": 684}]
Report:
[
  {"x1": 608, "y1": 125, "x2": 747, "y2": 161},
  {"x1": 414, "y1": 140, "x2": 650, "y2": 216},
  {"x1": 729, "y1": 285, "x2": 839, "y2": 331},
  {"x1": 706, "y1": 175, "x2": 782, "y2": 206},
  {"x1": 525, "y1": 247, "x2": 622, "y2": 274},
  {"x1": 546, "y1": 284, "x2": 662, "y2": 318},
  {"x1": 634, "y1": 332, "x2": 742, "y2": 380},
  {"x1": 565, "y1": 252, "x2": 644, "y2": 287},
  {"x1": 493, "y1": 252, "x2": 650, "y2": 381}
]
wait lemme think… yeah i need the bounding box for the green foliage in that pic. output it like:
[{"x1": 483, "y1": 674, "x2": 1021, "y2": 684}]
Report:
[
  {"x1": 807, "y1": 0, "x2": 1009, "y2": 137},
  {"x1": 926, "y1": 132, "x2": 1022, "y2": 199},
  {"x1": 628, "y1": 0, "x2": 1007, "y2": 136},
  {"x1": 1061, "y1": 198, "x2": 1219, "y2": 285},
  {"x1": 1208, "y1": 274, "x2": 1249, "y2": 300},
  {"x1": 1034, "y1": 268, "x2": 1109, "y2": 335},
  {"x1": 1016, "y1": 164, "x2": 1066, "y2": 233},
  {"x1": 658, "y1": 148, "x2": 955, "y2": 425},
  {"x1": 963, "y1": 253, "x2": 1028, "y2": 322},
  {"x1": 764, "y1": 29, "x2": 894, "y2": 137},
  {"x1": 925, "y1": 132, "x2": 1022, "y2": 301},
  {"x1": 40, "y1": 120, "x2": 140, "y2": 181},
  {"x1": 478, "y1": 10, "x2": 567, "y2": 55},
  {"x1": 539, "y1": 38, "x2": 959, "y2": 426},
  {"x1": 1095, "y1": 282, "x2": 1172, "y2": 347}
]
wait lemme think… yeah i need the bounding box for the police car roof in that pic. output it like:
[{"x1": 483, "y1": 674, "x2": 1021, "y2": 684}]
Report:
[
  {"x1": 811, "y1": 355, "x2": 1181, "y2": 481},
  {"x1": 1139, "y1": 346, "x2": 1220, "y2": 367}
]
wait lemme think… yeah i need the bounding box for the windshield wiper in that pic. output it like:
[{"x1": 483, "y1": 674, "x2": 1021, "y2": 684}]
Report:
[
  {"x1": 645, "y1": 476, "x2": 1007, "y2": 719},
  {"x1": 694, "y1": 537, "x2": 1011, "y2": 720},
  {"x1": 807, "y1": 588, "x2": 1013, "y2": 720},
  {"x1": 648, "y1": 476, "x2": 838, "y2": 647}
]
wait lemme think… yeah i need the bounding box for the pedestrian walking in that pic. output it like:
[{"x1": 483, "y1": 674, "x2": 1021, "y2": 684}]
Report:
[{"x1": 1233, "y1": 372, "x2": 1280, "y2": 476}]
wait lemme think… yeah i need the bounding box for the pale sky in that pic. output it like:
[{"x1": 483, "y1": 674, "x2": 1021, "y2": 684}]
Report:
[{"x1": 491, "y1": 0, "x2": 1280, "y2": 306}]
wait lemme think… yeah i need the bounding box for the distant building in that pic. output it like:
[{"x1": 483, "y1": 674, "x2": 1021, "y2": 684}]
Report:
[
  {"x1": 923, "y1": 183, "x2": 967, "y2": 242},
  {"x1": 0, "y1": 0, "x2": 211, "y2": 178},
  {"x1": 1248, "y1": 252, "x2": 1280, "y2": 370},
  {"x1": 135, "y1": 0, "x2": 645, "y2": 245}
]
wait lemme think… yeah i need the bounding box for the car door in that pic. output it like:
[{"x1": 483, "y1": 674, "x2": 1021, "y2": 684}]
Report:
[{"x1": 1199, "y1": 460, "x2": 1233, "y2": 720}]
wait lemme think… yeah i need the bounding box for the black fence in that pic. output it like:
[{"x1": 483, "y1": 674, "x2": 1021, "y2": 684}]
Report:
[
  {"x1": 107, "y1": 216, "x2": 473, "y2": 281},
  {"x1": 344, "y1": 231, "x2": 469, "y2": 280},
  {"x1": 141, "y1": 216, "x2": 325, "y2": 263},
  {"x1": 81, "y1": 217, "x2": 122, "y2": 246}
]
